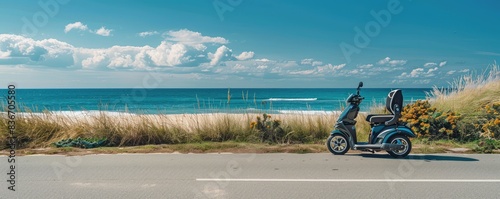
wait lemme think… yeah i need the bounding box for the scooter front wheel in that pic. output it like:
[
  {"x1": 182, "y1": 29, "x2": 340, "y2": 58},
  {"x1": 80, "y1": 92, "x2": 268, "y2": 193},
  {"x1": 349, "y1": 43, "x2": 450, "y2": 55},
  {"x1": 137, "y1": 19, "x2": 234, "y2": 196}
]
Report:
[
  {"x1": 327, "y1": 135, "x2": 350, "y2": 155},
  {"x1": 386, "y1": 135, "x2": 412, "y2": 158}
]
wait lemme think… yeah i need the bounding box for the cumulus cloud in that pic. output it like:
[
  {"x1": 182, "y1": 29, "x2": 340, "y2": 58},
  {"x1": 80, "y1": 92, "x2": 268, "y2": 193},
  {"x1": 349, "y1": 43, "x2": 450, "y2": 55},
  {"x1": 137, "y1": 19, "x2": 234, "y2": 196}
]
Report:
[
  {"x1": 289, "y1": 63, "x2": 346, "y2": 76},
  {"x1": 403, "y1": 67, "x2": 438, "y2": 78},
  {"x1": 312, "y1": 61, "x2": 323, "y2": 66},
  {"x1": 64, "y1": 22, "x2": 113, "y2": 36},
  {"x1": 95, "y1": 27, "x2": 112, "y2": 36},
  {"x1": 301, "y1": 58, "x2": 313, "y2": 65},
  {"x1": 0, "y1": 50, "x2": 11, "y2": 59},
  {"x1": 165, "y1": 29, "x2": 229, "y2": 45},
  {"x1": 427, "y1": 67, "x2": 438, "y2": 76},
  {"x1": 208, "y1": 45, "x2": 231, "y2": 66},
  {"x1": 257, "y1": 65, "x2": 268, "y2": 69},
  {"x1": 289, "y1": 69, "x2": 316, "y2": 75},
  {"x1": 459, "y1": 69, "x2": 470, "y2": 73},
  {"x1": 447, "y1": 70, "x2": 456, "y2": 75},
  {"x1": 139, "y1": 31, "x2": 159, "y2": 37},
  {"x1": 0, "y1": 34, "x2": 73, "y2": 64},
  {"x1": 358, "y1": 64, "x2": 373, "y2": 69},
  {"x1": 300, "y1": 58, "x2": 323, "y2": 66},
  {"x1": 424, "y1": 62, "x2": 437, "y2": 67},
  {"x1": 377, "y1": 57, "x2": 390, "y2": 65},
  {"x1": 377, "y1": 57, "x2": 407, "y2": 66},
  {"x1": 64, "y1": 22, "x2": 88, "y2": 33},
  {"x1": 0, "y1": 32, "x2": 236, "y2": 70},
  {"x1": 0, "y1": 32, "x2": 357, "y2": 82},
  {"x1": 234, "y1": 51, "x2": 254, "y2": 61},
  {"x1": 409, "y1": 68, "x2": 424, "y2": 77},
  {"x1": 255, "y1": 58, "x2": 270, "y2": 62}
]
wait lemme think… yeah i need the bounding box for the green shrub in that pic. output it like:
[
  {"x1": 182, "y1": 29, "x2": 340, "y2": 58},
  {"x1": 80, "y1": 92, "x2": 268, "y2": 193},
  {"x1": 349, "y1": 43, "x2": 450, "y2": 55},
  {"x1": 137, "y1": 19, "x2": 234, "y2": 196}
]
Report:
[
  {"x1": 474, "y1": 138, "x2": 500, "y2": 153},
  {"x1": 250, "y1": 114, "x2": 288, "y2": 143}
]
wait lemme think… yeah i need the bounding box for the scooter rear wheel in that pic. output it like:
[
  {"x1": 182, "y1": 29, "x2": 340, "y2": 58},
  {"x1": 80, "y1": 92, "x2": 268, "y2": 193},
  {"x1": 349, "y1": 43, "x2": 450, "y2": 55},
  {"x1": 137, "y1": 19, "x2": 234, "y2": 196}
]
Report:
[
  {"x1": 386, "y1": 135, "x2": 412, "y2": 158},
  {"x1": 327, "y1": 135, "x2": 350, "y2": 155}
]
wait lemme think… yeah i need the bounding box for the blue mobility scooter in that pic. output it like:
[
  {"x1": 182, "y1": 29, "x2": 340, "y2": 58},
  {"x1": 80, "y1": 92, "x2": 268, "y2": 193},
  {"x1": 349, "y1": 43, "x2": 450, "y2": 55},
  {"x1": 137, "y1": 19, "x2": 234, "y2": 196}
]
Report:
[{"x1": 326, "y1": 82, "x2": 415, "y2": 158}]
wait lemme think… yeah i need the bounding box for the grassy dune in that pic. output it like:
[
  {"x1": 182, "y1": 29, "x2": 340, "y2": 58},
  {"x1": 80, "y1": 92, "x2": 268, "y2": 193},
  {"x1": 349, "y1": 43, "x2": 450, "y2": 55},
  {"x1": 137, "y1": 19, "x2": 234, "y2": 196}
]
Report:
[{"x1": 0, "y1": 110, "x2": 372, "y2": 149}]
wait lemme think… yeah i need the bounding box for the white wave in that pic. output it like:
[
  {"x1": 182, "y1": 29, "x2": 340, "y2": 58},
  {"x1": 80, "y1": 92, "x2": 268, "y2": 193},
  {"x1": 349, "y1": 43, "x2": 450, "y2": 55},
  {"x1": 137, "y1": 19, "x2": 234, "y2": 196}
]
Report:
[
  {"x1": 278, "y1": 110, "x2": 341, "y2": 115},
  {"x1": 267, "y1": 98, "x2": 317, "y2": 101},
  {"x1": 4, "y1": 111, "x2": 136, "y2": 118}
]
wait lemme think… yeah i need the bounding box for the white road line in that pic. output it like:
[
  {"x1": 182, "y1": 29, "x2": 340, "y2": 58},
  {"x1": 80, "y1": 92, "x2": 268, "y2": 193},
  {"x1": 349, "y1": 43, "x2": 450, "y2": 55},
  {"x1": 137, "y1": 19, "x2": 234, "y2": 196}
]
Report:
[{"x1": 196, "y1": 178, "x2": 500, "y2": 183}]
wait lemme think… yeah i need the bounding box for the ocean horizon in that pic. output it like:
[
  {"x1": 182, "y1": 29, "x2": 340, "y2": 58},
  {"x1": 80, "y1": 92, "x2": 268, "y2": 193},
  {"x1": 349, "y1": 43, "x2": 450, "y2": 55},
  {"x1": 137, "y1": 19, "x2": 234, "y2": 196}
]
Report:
[{"x1": 1, "y1": 88, "x2": 432, "y2": 114}]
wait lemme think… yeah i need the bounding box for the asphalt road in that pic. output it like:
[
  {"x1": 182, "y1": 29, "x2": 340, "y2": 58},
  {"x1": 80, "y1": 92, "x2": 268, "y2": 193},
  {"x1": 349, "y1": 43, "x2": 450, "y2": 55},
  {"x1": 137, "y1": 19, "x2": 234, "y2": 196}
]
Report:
[{"x1": 1, "y1": 152, "x2": 499, "y2": 199}]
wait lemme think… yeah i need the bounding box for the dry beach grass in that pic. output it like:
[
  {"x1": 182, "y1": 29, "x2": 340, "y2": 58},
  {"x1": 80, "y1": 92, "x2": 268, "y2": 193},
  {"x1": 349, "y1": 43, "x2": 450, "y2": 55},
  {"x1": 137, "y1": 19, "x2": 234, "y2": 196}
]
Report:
[{"x1": 1, "y1": 111, "x2": 373, "y2": 149}]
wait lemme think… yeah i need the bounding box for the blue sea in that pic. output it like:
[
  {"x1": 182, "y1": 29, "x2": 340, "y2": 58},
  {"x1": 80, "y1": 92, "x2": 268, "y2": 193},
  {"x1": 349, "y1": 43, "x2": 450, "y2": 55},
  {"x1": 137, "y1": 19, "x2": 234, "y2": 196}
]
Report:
[{"x1": 2, "y1": 88, "x2": 431, "y2": 114}]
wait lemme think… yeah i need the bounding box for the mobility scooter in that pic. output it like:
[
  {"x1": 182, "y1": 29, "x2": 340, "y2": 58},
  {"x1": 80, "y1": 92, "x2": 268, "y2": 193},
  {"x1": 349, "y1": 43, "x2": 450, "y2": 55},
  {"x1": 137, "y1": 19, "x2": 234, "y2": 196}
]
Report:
[{"x1": 326, "y1": 82, "x2": 415, "y2": 158}]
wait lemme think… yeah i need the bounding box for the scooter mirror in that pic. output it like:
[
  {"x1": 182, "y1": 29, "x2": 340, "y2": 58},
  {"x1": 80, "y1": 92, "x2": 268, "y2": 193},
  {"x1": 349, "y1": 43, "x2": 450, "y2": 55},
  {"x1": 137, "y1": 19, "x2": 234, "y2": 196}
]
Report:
[{"x1": 358, "y1": 82, "x2": 363, "y2": 88}]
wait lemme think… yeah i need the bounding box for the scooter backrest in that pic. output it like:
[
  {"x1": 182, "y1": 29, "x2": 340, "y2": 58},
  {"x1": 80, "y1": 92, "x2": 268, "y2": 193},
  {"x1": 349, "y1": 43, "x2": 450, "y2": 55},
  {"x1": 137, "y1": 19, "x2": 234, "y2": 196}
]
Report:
[{"x1": 386, "y1": 89, "x2": 403, "y2": 115}]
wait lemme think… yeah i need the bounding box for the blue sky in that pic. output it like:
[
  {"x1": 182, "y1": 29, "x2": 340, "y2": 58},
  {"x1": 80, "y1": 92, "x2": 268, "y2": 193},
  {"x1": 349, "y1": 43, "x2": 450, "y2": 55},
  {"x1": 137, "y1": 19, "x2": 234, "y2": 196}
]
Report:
[{"x1": 0, "y1": 0, "x2": 499, "y2": 88}]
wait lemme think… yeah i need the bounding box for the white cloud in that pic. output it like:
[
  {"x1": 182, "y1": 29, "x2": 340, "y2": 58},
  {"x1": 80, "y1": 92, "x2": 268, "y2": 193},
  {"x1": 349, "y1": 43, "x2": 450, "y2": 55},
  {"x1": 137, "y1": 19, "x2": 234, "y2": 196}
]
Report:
[
  {"x1": 0, "y1": 33, "x2": 366, "y2": 83},
  {"x1": 234, "y1": 51, "x2": 254, "y2": 61},
  {"x1": 148, "y1": 42, "x2": 189, "y2": 67},
  {"x1": 312, "y1": 61, "x2": 323, "y2": 66},
  {"x1": 64, "y1": 22, "x2": 114, "y2": 37},
  {"x1": 0, "y1": 50, "x2": 11, "y2": 59},
  {"x1": 255, "y1": 58, "x2": 270, "y2": 62},
  {"x1": 358, "y1": 64, "x2": 373, "y2": 69},
  {"x1": 403, "y1": 67, "x2": 438, "y2": 78},
  {"x1": 424, "y1": 62, "x2": 437, "y2": 67},
  {"x1": 332, "y1": 63, "x2": 346, "y2": 70},
  {"x1": 209, "y1": 45, "x2": 231, "y2": 66},
  {"x1": 166, "y1": 29, "x2": 228, "y2": 49},
  {"x1": 139, "y1": 31, "x2": 159, "y2": 37},
  {"x1": 232, "y1": 64, "x2": 246, "y2": 71},
  {"x1": 301, "y1": 58, "x2": 313, "y2": 65},
  {"x1": 95, "y1": 27, "x2": 112, "y2": 36},
  {"x1": 0, "y1": 33, "x2": 227, "y2": 69},
  {"x1": 410, "y1": 68, "x2": 424, "y2": 77},
  {"x1": 439, "y1": 61, "x2": 447, "y2": 67},
  {"x1": 459, "y1": 69, "x2": 470, "y2": 73},
  {"x1": 0, "y1": 34, "x2": 73, "y2": 64},
  {"x1": 257, "y1": 65, "x2": 268, "y2": 69},
  {"x1": 388, "y1": 60, "x2": 407, "y2": 66},
  {"x1": 311, "y1": 63, "x2": 345, "y2": 74},
  {"x1": 289, "y1": 69, "x2": 316, "y2": 75},
  {"x1": 300, "y1": 58, "x2": 322, "y2": 66},
  {"x1": 377, "y1": 57, "x2": 391, "y2": 65},
  {"x1": 426, "y1": 67, "x2": 438, "y2": 76},
  {"x1": 281, "y1": 61, "x2": 298, "y2": 68},
  {"x1": 64, "y1": 22, "x2": 88, "y2": 33},
  {"x1": 377, "y1": 57, "x2": 407, "y2": 66},
  {"x1": 447, "y1": 70, "x2": 456, "y2": 75},
  {"x1": 349, "y1": 69, "x2": 363, "y2": 75}
]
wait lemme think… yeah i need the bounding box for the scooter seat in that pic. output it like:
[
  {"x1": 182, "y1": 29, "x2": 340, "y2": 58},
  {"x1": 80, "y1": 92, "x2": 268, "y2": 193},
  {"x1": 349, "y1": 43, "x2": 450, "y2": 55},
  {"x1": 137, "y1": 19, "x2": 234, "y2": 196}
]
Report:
[{"x1": 366, "y1": 114, "x2": 394, "y2": 124}]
